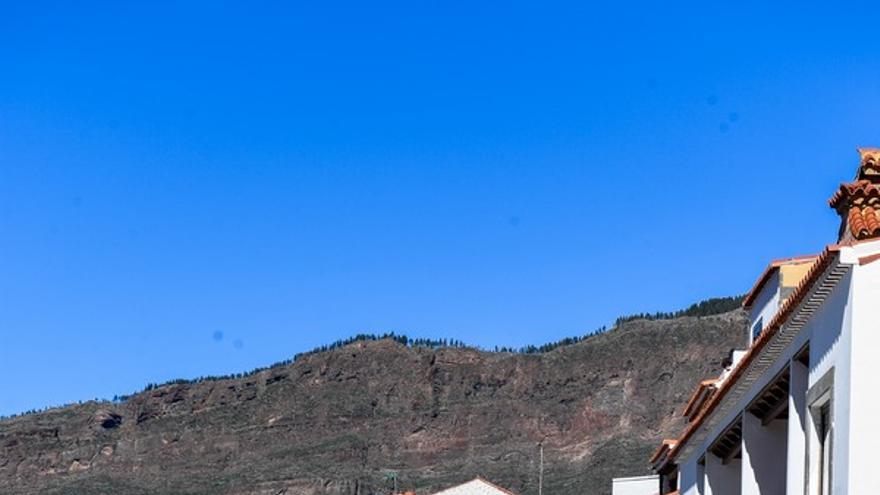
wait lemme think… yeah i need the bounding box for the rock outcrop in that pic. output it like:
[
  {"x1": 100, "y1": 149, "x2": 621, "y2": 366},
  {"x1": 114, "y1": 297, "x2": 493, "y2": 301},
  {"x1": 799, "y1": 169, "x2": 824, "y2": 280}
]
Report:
[{"x1": 0, "y1": 311, "x2": 747, "y2": 495}]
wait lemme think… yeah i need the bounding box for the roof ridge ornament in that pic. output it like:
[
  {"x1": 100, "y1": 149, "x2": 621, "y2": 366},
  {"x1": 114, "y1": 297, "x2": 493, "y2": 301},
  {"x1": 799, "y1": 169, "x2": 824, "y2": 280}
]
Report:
[
  {"x1": 857, "y1": 147, "x2": 880, "y2": 181},
  {"x1": 831, "y1": 148, "x2": 880, "y2": 242}
]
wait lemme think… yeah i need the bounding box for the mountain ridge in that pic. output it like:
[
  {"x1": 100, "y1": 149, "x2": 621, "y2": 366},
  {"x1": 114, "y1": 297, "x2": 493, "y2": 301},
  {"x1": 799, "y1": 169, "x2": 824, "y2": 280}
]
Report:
[
  {"x1": 2, "y1": 295, "x2": 744, "y2": 421},
  {"x1": 0, "y1": 301, "x2": 747, "y2": 495}
]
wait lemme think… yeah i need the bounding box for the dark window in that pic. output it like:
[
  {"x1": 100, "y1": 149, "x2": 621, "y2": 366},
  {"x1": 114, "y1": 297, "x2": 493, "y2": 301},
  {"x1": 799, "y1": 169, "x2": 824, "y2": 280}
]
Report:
[
  {"x1": 818, "y1": 403, "x2": 832, "y2": 495},
  {"x1": 752, "y1": 317, "x2": 763, "y2": 341},
  {"x1": 659, "y1": 470, "x2": 678, "y2": 494}
]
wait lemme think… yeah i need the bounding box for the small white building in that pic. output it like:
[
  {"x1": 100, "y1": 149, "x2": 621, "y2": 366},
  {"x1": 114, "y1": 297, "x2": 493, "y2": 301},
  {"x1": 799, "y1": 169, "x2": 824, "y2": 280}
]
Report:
[
  {"x1": 612, "y1": 475, "x2": 660, "y2": 495},
  {"x1": 648, "y1": 148, "x2": 880, "y2": 494},
  {"x1": 430, "y1": 478, "x2": 518, "y2": 495}
]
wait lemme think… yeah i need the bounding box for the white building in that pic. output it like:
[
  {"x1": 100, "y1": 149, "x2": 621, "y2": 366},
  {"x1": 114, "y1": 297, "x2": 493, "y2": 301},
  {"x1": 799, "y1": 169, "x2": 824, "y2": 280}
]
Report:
[
  {"x1": 430, "y1": 478, "x2": 518, "y2": 495},
  {"x1": 612, "y1": 475, "x2": 660, "y2": 495},
  {"x1": 649, "y1": 147, "x2": 880, "y2": 495}
]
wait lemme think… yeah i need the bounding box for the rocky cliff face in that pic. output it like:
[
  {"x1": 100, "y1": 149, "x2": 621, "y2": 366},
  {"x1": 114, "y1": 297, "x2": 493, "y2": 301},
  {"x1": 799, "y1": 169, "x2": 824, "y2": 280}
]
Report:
[{"x1": 0, "y1": 311, "x2": 747, "y2": 495}]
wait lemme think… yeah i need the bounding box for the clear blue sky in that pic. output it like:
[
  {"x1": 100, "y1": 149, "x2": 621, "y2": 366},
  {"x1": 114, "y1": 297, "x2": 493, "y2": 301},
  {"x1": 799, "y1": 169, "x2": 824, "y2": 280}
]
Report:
[{"x1": 1, "y1": 1, "x2": 879, "y2": 416}]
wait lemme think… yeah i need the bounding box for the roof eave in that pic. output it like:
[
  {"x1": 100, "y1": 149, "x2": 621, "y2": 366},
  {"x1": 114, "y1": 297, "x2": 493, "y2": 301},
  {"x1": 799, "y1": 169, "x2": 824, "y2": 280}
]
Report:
[{"x1": 741, "y1": 255, "x2": 819, "y2": 309}]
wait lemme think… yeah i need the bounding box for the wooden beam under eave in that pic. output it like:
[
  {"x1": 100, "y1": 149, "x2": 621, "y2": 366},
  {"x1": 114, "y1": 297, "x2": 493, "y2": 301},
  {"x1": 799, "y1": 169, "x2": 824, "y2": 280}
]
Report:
[
  {"x1": 762, "y1": 399, "x2": 790, "y2": 426},
  {"x1": 722, "y1": 443, "x2": 742, "y2": 465}
]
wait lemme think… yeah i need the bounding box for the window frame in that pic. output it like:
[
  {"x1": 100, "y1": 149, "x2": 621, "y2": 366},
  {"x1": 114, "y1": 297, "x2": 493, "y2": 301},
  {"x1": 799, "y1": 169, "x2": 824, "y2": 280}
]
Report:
[{"x1": 806, "y1": 368, "x2": 834, "y2": 495}]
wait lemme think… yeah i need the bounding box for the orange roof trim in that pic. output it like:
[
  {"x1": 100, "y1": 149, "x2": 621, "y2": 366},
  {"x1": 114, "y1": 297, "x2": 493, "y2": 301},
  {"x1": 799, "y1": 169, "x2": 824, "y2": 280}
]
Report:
[
  {"x1": 859, "y1": 252, "x2": 880, "y2": 266},
  {"x1": 681, "y1": 379, "x2": 719, "y2": 418},
  {"x1": 649, "y1": 439, "x2": 678, "y2": 464},
  {"x1": 742, "y1": 255, "x2": 819, "y2": 308}
]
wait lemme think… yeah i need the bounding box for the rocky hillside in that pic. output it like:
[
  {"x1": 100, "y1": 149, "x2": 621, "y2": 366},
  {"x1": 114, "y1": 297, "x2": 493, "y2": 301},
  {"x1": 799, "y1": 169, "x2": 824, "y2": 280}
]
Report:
[{"x1": 0, "y1": 310, "x2": 747, "y2": 495}]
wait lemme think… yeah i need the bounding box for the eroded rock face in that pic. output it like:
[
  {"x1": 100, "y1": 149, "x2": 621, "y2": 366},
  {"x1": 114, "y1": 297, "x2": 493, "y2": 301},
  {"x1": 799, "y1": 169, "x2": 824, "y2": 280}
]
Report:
[
  {"x1": 0, "y1": 312, "x2": 746, "y2": 495},
  {"x1": 91, "y1": 410, "x2": 122, "y2": 430}
]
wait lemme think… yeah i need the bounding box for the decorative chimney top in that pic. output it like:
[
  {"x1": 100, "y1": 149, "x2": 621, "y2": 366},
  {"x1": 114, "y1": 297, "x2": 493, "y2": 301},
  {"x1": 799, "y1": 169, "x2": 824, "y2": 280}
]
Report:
[{"x1": 829, "y1": 148, "x2": 880, "y2": 242}]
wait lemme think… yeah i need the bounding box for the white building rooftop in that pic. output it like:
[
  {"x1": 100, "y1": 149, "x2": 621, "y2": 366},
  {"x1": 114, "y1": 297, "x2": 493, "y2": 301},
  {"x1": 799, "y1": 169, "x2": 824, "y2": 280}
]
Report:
[{"x1": 431, "y1": 478, "x2": 517, "y2": 495}]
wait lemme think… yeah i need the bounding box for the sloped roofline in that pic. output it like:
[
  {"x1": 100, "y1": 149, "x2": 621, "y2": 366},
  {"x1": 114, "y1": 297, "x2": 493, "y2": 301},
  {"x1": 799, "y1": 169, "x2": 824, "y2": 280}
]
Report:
[
  {"x1": 681, "y1": 379, "x2": 719, "y2": 418},
  {"x1": 741, "y1": 254, "x2": 819, "y2": 308},
  {"x1": 649, "y1": 439, "x2": 678, "y2": 464},
  {"x1": 431, "y1": 477, "x2": 519, "y2": 495},
  {"x1": 474, "y1": 477, "x2": 518, "y2": 495},
  {"x1": 670, "y1": 243, "x2": 843, "y2": 460}
]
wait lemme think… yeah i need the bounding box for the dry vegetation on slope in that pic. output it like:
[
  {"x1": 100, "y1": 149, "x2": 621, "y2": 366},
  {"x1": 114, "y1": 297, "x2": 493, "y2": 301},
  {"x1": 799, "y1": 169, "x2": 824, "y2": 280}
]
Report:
[{"x1": 0, "y1": 308, "x2": 747, "y2": 495}]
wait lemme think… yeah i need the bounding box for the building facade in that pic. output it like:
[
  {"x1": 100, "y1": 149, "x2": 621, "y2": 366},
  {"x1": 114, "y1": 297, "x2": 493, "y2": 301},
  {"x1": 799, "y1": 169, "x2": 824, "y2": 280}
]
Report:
[
  {"x1": 651, "y1": 148, "x2": 880, "y2": 495},
  {"x1": 612, "y1": 475, "x2": 660, "y2": 495}
]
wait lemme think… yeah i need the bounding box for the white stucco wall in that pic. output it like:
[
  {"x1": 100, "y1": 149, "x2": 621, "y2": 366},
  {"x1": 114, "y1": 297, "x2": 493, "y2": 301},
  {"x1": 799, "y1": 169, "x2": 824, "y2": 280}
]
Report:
[
  {"x1": 786, "y1": 360, "x2": 808, "y2": 495},
  {"x1": 843, "y1": 251, "x2": 880, "y2": 493},
  {"x1": 804, "y1": 267, "x2": 852, "y2": 495},
  {"x1": 611, "y1": 475, "x2": 658, "y2": 495},
  {"x1": 741, "y1": 413, "x2": 786, "y2": 495},
  {"x1": 704, "y1": 455, "x2": 740, "y2": 495},
  {"x1": 747, "y1": 271, "x2": 780, "y2": 345}
]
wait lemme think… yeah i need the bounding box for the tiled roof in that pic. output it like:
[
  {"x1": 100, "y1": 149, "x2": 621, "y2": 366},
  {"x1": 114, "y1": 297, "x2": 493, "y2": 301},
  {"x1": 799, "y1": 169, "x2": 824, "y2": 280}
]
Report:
[
  {"x1": 845, "y1": 204, "x2": 880, "y2": 240},
  {"x1": 667, "y1": 243, "x2": 843, "y2": 461},
  {"x1": 828, "y1": 180, "x2": 880, "y2": 208}
]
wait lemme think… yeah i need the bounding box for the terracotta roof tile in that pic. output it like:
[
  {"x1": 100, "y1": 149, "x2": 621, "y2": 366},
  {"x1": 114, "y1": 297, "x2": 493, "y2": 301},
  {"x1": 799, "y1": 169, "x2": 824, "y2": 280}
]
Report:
[
  {"x1": 649, "y1": 439, "x2": 677, "y2": 465},
  {"x1": 831, "y1": 149, "x2": 880, "y2": 242},
  {"x1": 847, "y1": 205, "x2": 880, "y2": 240},
  {"x1": 741, "y1": 255, "x2": 818, "y2": 308},
  {"x1": 828, "y1": 180, "x2": 880, "y2": 208},
  {"x1": 681, "y1": 379, "x2": 718, "y2": 418}
]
